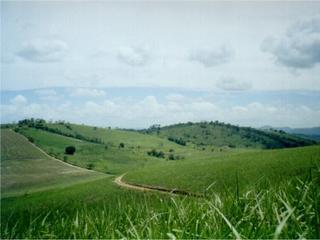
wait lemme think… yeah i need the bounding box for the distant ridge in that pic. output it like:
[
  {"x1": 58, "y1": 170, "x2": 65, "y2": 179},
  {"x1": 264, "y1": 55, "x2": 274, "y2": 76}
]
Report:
[{"x1": 141, "y1": 121, "x2": 317, "y2": 149}]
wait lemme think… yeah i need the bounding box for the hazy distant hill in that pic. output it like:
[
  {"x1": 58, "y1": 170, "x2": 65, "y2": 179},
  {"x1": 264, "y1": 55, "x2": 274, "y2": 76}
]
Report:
[
  {"x1": 142, "y1": 121, "x2": 316, "y2": 149},
  {"x1": 278, "y1": 127, "x2": 320, "y2": 142}
]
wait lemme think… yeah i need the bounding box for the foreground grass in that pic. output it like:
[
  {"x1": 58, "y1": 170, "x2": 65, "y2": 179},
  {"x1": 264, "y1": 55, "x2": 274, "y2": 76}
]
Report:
[{"x1": 1, "y1": 174, "x2": 319, "y2": 239}]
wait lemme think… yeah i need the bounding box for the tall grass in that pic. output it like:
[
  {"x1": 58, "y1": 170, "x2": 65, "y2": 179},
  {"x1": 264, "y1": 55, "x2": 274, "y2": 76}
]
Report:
[{"x1": 2, "y1": 172, "x2": 319, "y2": 239}]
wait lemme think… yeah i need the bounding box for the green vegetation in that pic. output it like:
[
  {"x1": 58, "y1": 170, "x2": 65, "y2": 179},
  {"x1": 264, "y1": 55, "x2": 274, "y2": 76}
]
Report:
[
  {"x1": 125, "y1": 145, "x2": 320, "y2": 195},
  {"x1": 2, "y1": 168, "x2": 319, "y2": 238},
  {"x1": 13, "y1": 120, "x2": 241, "y2": 174},
  {"x1": 0, "y1": 129, "x2": 105, "y2": 197},
  {"x1": 143, "y1": 121, "x2": 316, "y2": 149},
  {"x1": 1, "y1": 119, "x2": 319, "y2": 238},
  {"x1": 65, "y1": 146, "x2": 76, "y2": 155}
]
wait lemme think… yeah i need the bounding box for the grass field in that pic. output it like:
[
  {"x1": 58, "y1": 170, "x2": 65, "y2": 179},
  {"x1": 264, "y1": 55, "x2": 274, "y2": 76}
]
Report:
[
  {"x1": 16, "y1": 125, "x2": 243, "y2": 175},
  {"x1": 1, "y1": 122, "x2": 320, "y2": 238},
  {"x1": 1, "y1": 129, "x2": 105, "y2": 197},
  {"x1": 124, "y1": 145, "x2": 320, "y2": 195},
  {"x1": 2, "y1": 172, "x2": 319, "y2": 239}
]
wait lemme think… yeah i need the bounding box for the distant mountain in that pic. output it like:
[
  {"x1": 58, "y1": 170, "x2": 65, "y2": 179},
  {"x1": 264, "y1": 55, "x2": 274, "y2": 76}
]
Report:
[
  {"x1": 141, "y1": 121, "x2": 317, "y2": 149},
  {"x1": 261, "y1": 126, "x2": 320, "y2": 142},
  {"x1": 277, "y1": 127, "x2": 320, "y2": 142}
]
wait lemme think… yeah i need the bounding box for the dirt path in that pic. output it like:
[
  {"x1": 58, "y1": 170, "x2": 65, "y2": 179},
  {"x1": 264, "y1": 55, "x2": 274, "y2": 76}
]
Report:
[{"x1": 114, "y1": 174, "x2": 204, "y2": 197}]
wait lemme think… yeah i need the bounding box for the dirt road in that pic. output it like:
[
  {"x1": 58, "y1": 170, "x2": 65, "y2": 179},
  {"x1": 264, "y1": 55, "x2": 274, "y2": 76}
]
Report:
[{"x1": 114, "y1": 174, "x2": 204, "y2": 197}]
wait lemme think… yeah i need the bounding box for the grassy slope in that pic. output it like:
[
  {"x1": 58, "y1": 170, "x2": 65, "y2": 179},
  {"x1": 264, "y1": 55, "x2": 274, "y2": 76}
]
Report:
[
  {"x1": 125, "y1": 145, "x2": 320, "y2": 195},
  {"x1": 1, "y1": 125, "x2": 320, "y2": 238},
  {"x1": 17, "y1": 124, "x2": 243, "y2": 174},
  {"x1": 143, "y1": 122, "x2": 315, "y2": 149},
  {"x1": 1, "y1": 129, "x2": 105, "y2": 197}
]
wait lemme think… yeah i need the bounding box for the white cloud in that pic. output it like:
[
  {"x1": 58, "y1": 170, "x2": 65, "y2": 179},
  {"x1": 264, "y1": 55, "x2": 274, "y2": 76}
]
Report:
[
  {"x1": 189, "y1": 45, "x2": 234, "y2": 67},
  {"x1": 10, "y1": 95, "x2": 27, "y2": 105},
  {"x1": 16, "y1": 39, "x2": 69, "y2": 63},
  {"x1": 261, "y1": 16, "x2": 320, "y2": 69},
  {"x1": 1, "y1": 92, "x2": 320, "y2": 128},
  {"x1": 117, "y1": 46, "x2": 150, "y2": 66},
  {"x1": 217, "y1": 77, "x2": 252, "y2": 91},
  {"x1": 70, "y1": 88, "x2": 106, "y2": 98}
]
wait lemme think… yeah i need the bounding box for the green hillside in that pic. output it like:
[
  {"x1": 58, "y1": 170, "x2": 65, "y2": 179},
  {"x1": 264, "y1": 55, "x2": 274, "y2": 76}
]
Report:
[
  {"x1": 11, "y1": 120, "x2": 245, "y2": 174},
  {"x1": 142, "y1": 121, "x2": 316, "y2": 149},
  {"x1": 0, "y1": 129, "x2": 105, "y2": 197},
  {"x1": 1, "y1": 121, "x2": 320, "y2": 238},
  {"x1": 125, "y1": 145, "x2": 320, "y2": 195}
]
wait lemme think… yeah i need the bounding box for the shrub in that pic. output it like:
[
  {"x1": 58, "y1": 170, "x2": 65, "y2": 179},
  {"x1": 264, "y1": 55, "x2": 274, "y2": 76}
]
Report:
[
  {"x1": 27, "y1": 136, "x2": 34, "y2": 143},
  {"x1": 168, "y1": 153, "x2": 175, "y2": 160},
  {"x1": 63, "y1": 156, "x2": 68, "y2": 162},
  {"x1": 147, "y1": 149, "x2": 165, "y2": 158},
  {"x1": 119, "y1": 143, "x2": 125, "y2": 148},
  {"x1": 65, "y1": 146, "x2": 76, "y2": 155},
  {"x1": 168, "y1": 137, "x2": 186, "y2": 146},
  {"x1": 86, "y1": 163, "x2": 95, "y2": 170}
]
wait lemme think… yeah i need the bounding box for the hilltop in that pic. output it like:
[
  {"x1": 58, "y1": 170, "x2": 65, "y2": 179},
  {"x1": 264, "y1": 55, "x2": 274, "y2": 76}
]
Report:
[{"x1": 140, "y1": 121, "x2": 316, "y2": 149}]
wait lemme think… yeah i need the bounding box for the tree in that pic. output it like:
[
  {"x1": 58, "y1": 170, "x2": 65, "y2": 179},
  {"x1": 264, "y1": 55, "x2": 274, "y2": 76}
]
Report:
[
  {"x1": 65, "y1": 146, "x2": 76, "y2": 155},
  {"x1": 119, "y1": 143, "x2": 125, "y2": 148}
]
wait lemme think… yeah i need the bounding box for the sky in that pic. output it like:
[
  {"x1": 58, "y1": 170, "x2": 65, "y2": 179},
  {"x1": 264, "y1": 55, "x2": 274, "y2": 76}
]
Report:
[{"x1": 1, "y1": 1, "x2": 320, "y2": 128}]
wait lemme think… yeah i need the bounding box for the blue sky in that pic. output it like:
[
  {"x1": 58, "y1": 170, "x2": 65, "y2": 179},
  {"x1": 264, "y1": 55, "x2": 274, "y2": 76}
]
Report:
[{"x1": 1, "y1": 2, "x2": 320, "y2": 128}]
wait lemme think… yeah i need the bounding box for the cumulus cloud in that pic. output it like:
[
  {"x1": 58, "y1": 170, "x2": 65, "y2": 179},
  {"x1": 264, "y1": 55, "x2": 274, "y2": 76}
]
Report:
[
  {"x1": 189, "y1": 45, "x2": 234, "y2": 67},
  {"x1": 16, "y1": 39, "x2": 69, "y2": 63},
  {"x1": 10, "y1": 95, "x2": 27, "y2": 105},
  {"x1": 217, "y1": 77, "x2": 252, "y2": 91},
  {"x1": 70, "y1": 88, "x2": 106, "y2": 98},
  {"x1": 261, "y1": 16, "x2": 320, "y2": 69},
  {"x1": 117, "y1": 46, "x2": 150, "y2": 66},
  {"x1": 1, "y1": 93, "x2": 319, "y2": 128}
]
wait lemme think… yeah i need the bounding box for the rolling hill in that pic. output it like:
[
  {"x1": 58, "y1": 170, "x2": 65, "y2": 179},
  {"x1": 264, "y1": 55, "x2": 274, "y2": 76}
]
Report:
[
  {"x1": 10, "y1": 120, "x2": 247, "y2": 174},
  {"x1": 124, "y1": 145, "x2": 320, "y2": 195},
  {"x1": 1, "y1": 119, "x2": 320, "y2": 238},
  {"x1": 141, "y1": 121, "x2": 316, "y2": 149},
  {"x1": 1, "y1": 129, "x2": 105, "y2": 197}
]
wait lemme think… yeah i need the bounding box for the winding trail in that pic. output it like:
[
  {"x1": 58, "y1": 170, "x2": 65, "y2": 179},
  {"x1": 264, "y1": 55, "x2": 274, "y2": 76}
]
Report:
[{"x1": 114, "y1": 174, "x2": 204, "y2": 197}]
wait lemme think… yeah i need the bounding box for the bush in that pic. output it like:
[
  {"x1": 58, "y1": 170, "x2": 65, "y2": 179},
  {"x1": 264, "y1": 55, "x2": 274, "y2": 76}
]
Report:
[
  {"x1": 27, "y1": 136, "x2": 34, "y2": 143},
  {"x1": 86, "y1": 163, "x2": 95, "y2": 170},
  {"x1": 65, "y1": 146, "x2": 76, "y2": 155},
  {"x1": 119, "y1": 143, "x2": 125, "y2": 148},
  {"x1": 147, "y1": 149, "x2": 165, "y2": 158},
  {"x1": 63, "y1": 156, "x2": 68, "y2": 162},
  {"x1": 168, "y1": 137, "x2": 186, "y2": 146}
]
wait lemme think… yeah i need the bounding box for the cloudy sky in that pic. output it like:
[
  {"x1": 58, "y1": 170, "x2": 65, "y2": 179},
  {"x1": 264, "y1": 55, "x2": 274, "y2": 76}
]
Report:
[{"x1": 1, "y1": 1, "x2": 320, "y2": 128}]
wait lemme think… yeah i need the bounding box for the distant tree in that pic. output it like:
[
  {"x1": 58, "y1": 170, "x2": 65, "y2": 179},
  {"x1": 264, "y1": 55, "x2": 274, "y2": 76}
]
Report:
[
  {"x1": 65, "y1": 146, "x2": 76, "y2": 155},
  {"x1": 119, "y1": 142, "x2": 125, "y2": 148},
  {"x1": 147, "y1": 149, "x2": 165, "y2": 158},
  {"x1": 27, "y1": 136, "x2": 34, "y2": 143}
]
